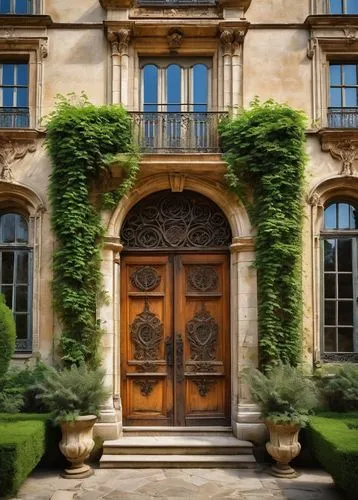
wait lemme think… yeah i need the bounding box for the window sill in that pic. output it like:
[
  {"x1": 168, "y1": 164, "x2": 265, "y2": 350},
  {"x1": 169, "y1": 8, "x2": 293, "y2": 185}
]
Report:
[
  {"x1": 305, "y1": 15, "x2": 358, "y2": 27},
  {"x1": 0, "y1": 128, "x2": 45, "y2": 141},
  {"x1": 0, "y1": 15, "x2": 53, "y2": 26},
  {"x1": 12, "y1": 352, "x2": 33, "y2": 359}
]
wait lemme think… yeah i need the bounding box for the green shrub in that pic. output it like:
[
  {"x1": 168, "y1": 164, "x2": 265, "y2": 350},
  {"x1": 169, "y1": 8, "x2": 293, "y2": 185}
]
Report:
[
  {"x1": 35, "y1": 364, "x2": 110, "y2": 424},
  {"x1": 0, "y1": 419, "x2": 46, "y2": 497},
  {"x1": 219, "y1": 100, "x2": 307, "y2": 368},
  {"x1": 244, "y1": 363, "x2": 318, "y2": 426},
  {"x1": 0, "y1": 294, "x2": 16, "y2": 379},
  {"x1": 0, "y1": 362, "x2": 52, "y2": 414},
  {"x1": 320, "y1": 364, "x2": 358, "y2": 412},
  {"x1": 308, "y1": 413, "x2": 358, "y2": 499}
]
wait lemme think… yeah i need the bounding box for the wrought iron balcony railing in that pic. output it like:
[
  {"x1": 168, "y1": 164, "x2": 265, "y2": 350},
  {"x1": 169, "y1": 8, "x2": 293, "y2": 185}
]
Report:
[
  {"x1": 0, "y1": 108, "x2": 29, "y2": 128},
  {"x1": 328, "y1": 108, "x2": 358, "y2": 128},
  {"x1": 130, "y1": 111, "x2": 227, "y2": 153},
  {"x1": 137, "y1": 0, "x2": 216, "y2": 5},
  {"x1": 16, "y1": 337, "x2": 32, "y2": 352},
  {"x1": 0, "y1": 0, "x2": 38, "y2": 14}
]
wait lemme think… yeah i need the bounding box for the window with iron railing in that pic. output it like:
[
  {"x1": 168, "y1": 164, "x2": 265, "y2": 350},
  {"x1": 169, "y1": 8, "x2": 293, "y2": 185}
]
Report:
[
  {"x1": 131, "y1": 59, "x2": 226, "y2": 152},
  {"x1": 327, "y1": 0, "x2": 358, "y2": 13},
  {"x1": 328, "y1": 63, "x2": 358, "y2": 127},
  {"x1": 0, "y1": 213, "x2": 32, "y2": 353},
  {"x1": 0, "y1": 0, "x2": 38, "y2": 14},
  {"x1": 0, "y1": 62, "x2": 29, "y2": 128},
  {"x1": 321, "y1": 201, "x2": 358, "y2": 362}
]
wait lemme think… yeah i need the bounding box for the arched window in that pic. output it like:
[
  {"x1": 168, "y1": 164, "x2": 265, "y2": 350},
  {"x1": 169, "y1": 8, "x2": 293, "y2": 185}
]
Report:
[
  {"x1": 0, "y1": 212, "x2": 32, "y2": 352},
  {"x1": 321, "y1": 201, "x2": 358, "y2": 361}
]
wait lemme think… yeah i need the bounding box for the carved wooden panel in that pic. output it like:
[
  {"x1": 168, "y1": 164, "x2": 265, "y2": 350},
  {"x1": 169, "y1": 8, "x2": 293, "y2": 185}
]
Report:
[
  {"x1": 121, "y1": 190, "x2": 231, "y2": 249},
  {"x1": 130, "y1": 266, "x2": 161, "y2": 291},
  {"x1": 131, "y1": 301, "x2": 163, "y2": 361},
  {"x1": 188, "y1": 266, "x2": 218, "y2": 292},
  {"x1": 186, "y1": 304, "x2": 218, "y2": 362}
]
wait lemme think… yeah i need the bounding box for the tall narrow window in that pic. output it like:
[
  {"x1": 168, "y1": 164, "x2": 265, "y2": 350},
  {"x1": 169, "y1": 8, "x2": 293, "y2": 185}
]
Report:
[
  {"x1": 329, "y1": 0, "x2": 358, "y2": 14},
  {"x1": 322, "y1": 201, "x2": 358, "y2": 361},
  {"x1": 329, "y1": 63, "x2": 358, "y2": 127},
  {"x1": 0, "y1": 0, "x2": 35, "y2": 14},
  {"x1": 0, "y1": 213, "x2": 32, "y2": 352},
  {"x1": 0, "y1": 62, "x2": 29, "y2": 128}
]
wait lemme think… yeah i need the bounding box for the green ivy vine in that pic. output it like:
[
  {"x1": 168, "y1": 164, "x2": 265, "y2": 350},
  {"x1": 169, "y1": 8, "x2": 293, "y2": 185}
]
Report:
[
  {"x1": 219, "y1": 99, "x2": 307, "y2": 368},
  {"x1": 46, "y1": 94, "x2": 139, "y2": 368}
]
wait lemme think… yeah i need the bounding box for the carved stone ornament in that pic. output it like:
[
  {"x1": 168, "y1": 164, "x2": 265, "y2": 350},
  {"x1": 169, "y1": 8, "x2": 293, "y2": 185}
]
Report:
[
  {"x1": 130, "y1": 266, "x2": 161, "y2": 292},
  {"x1": 134, "y1": 378, "x2": 158, "y2": 397},
  {"x1": 188, "y1": 266, "x2": 218, "y2": 292},
  {"x1": 308, "y1": 192, "x2": 322, "y2": 207},
  {"x1": 167, "y1": 28, "x2": 184, "y2": 51},
  {"x1": 220, "y1": 29, "x2": 245, "y2": 56},
  {"x1": 186, "y1": 303, "x2": 218, "y2": 361},
  {"x1": 343, "y1": 27, "x2": 357, "y2": 45},
  {"x1": 193, "y1": 377, "x2": 216, "y2": 397},
  {"x1": 0, "y1": 137, "x2": 36, "y2": 182},
  {"x1": 121, "y1": 191, "x2": 232, "y2": 250},
  {"x1": 307, "y1": 38, "x2": 317, "y2": 59},
  {"x1": 131, "y1": 300, "x2": 163, "y2": 361},
  {"x1": 169, "y1": 174, "x2": 185, "y2": 192},
  {"x1": 322, "y1": 140, "x2": 358, "y2": 176},
  {"x1": 108, "y1": 29, "x2": 131, "y2": 56},
  {"x1": 130, "y1": 7, "x2": 219, "y2": 18},
  {"x1": 40, "y1": 40, "x2": 48, "y2": 59}
]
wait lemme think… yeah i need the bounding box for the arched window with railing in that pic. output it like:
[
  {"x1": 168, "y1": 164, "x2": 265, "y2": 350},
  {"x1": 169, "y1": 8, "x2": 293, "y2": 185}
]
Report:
[
  {"x1": 0, "y1": 212, "x2": 32, "y2": 352},
  {"x1": 321, "y1": 201, "x2": 358, "y2": 361}
]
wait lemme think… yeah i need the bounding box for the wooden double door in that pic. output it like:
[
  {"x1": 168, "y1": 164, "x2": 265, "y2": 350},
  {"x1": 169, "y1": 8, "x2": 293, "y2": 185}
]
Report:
[{"x1": 121, "y1": 252, "x2": 230, "y2": 426}]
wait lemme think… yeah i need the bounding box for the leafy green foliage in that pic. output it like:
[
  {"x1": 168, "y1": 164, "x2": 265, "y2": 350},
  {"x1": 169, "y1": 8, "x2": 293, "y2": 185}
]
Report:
[
  {"x1": 0, "y1": 362, "x2": 52, "y2": 413},
  {"x1": 243, "y1": 363, "x2": 318, "y2": 426},
  {"x1": 45, "y1": 94, "x2": 139, "y2": 367},
  {"x1": 308, "y1": 413, "x2": 358, "y2": 499},
  {"x1": 0, "y1": 418, "x2": 46, "y2": 497},
  {"x1": 321, "y1": 364, "x2": 358, "y2": 412},
  {"x1": 34, "y1": 364, "x2": 111, "y2": 424},
  {"x1": 0, "y1": 294, "x2": 16, "y2": 379},
  {"x1": 220, "y1": 100, "x2": 307, "y2": 367}
]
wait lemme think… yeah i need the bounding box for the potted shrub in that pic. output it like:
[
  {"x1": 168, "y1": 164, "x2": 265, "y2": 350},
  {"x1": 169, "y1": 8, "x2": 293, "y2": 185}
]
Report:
[
  {"x1": 36, "y1": 364, "x2": 110, "y2": 478},
  {"x1": 244, "y1": 363, "x2": 318, "y2": 478}
]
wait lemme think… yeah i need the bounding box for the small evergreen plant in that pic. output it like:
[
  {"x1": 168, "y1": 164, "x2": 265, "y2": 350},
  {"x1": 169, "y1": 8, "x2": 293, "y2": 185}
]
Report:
[
  {"x1": 35, "y1": 364, "x2": 111, "y2": 424},
  {"x1": 321, "y1": 364, "x2": 358, "y2": 412},
  {"x1": 243, "y1": 363, "x2": 318, "y2": 426},
  {"x1": 0, "y1": 294, "x2": 16, "y2": 379}
]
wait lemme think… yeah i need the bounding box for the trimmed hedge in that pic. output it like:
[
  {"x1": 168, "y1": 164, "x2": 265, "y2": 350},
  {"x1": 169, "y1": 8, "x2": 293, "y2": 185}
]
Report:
[
  {"x1": 308, "y1": 412, "x2": 358, "y2": 499},
  {"x1": 0, "y1": 418, "x2": 46, "y2": 498}
]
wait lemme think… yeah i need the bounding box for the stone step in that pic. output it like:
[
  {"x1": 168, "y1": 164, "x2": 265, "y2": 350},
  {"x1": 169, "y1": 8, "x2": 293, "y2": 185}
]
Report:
[
  {"x1": 123, "y1": 426, "x2": 233, "y2": 436},
  {"x1": 100, "y1": 454, "x2": 256, "y2": 469},
  {"x1": 102, "y1": 435, "x2": 254, "y2": 456}
]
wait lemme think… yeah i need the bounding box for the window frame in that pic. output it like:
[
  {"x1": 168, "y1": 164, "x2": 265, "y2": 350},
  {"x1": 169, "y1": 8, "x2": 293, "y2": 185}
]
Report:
[
  {"x1": 0, "y1": 212, "x2": 33, "y2": 353},
  {"x1": 0, "y1": 60, "x2": 30, "y2": 128},
  {"x1": 321, "y1": 200, "x2": 358, "y2": 361},
  {"x1": 327, "y1": 0, "x2": 358, "y2": 14},
  {"x1": 0, "y1": 0, "x2": 40, "y2": 15}
]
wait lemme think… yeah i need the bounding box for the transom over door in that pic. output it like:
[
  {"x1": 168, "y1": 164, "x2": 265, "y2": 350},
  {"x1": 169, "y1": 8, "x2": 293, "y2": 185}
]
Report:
[{"x1": 121, "y1": 253, "x2": 230, "y2": 426}]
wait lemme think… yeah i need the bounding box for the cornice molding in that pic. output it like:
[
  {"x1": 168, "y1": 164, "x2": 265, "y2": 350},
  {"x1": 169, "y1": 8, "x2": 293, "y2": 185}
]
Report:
[
  {"x1": 101, "y1": 0, "x2": 251, "y2": 10},
  {"x1": 0, "y1": 15, "x2": 52, "y2": 26},
  {"x1": 305, "y1": 14, "x2": 358, "y2": 27}
]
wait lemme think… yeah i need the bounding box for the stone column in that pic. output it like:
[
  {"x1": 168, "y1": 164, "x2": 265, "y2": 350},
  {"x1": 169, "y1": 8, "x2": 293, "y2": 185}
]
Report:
[
  {"x1": 230, "y1": 236, "x2": 267, "y2": 444},
  {"x1": 108, "y1": 29, "x2": 131, "y2": 106},
  {"x1": 220, "y1": 30, "x2": 234, "y2": 109},
  {"x1": 95, "y1": 237, "x2": 123, "y2": 441},
  {"x1": 232, "y1": 31, "x2": 245, "y2": 110}
]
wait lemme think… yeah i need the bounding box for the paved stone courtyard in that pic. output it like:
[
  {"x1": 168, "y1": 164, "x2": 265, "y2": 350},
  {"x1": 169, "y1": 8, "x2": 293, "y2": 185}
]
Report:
[{"x1": 10, "y1": 467, "x2": 345, "y2": 500}]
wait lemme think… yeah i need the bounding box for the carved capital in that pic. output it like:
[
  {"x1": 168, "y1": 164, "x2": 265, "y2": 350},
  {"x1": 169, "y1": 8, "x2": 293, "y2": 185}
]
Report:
[
  {"x1": 307, "y1": 37, "x2": 317, "y2": 59},
  {"x1": 107, "y1": 29, "x2": 131, "y2": 56},
  {"x1": 308, "y1": 192, "x2": 323, "y2": 207},
  {"x1": 220, "y1": 29, "x2": 235, "y2": 56},
  {"x1": 0, "y1": 136, "x2": 36, "y2": 183},
  {"x1": 167, "y1": 28, "x2": 184, "y2": 52},
  {"x1": 322, "y1": 139, "x2": 358, "y2": 176}
]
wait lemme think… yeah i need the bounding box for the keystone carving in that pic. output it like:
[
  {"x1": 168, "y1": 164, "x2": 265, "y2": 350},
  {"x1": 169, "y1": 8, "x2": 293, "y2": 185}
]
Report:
[
  {"x1": 322, "y1": 140, "x2": 358, "y2": 176},
  {"x1": 167, "y1": 28, "x2": 184, "y2": 52},
  {"x1": 220, "y1": 29, "x2": 245, "y2": 56},
  {"x1": 169, "y1": 174, "x2": 185, "y2": 192},
  {"x1": 0, "y1": 137, "x2": 36, "y2": 182},
  {"x1": 108, "y1": 29, "x2": 131, "y2": 56}
]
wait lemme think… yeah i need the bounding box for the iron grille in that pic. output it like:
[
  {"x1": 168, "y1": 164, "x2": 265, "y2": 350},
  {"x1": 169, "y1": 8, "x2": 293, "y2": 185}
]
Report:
[
  {"x1": 328, "y1": 108, "x2": 358, "y2": 128},
  {"x1": 0, "y1": 108, "x2": 29, "y2": 128}
]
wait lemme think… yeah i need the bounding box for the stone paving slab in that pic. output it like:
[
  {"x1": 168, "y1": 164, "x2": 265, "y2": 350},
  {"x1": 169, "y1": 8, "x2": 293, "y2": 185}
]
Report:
[{"x1": 8, "y1": 466, "x2": 345, "y2": 500}]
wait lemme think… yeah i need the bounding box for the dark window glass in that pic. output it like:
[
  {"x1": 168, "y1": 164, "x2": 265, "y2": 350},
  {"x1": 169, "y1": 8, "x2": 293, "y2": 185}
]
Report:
[
  {"x1": 338, "y1": 300, "x2": 353, "y2": 325},
  {"x1": 0, "y1": 0, "x2": 32, "y2": 14},
  {"x1": 324, "y1": 239, "x2": 336, "y2": 271},
  {"x1": 324, "y1": 202, "x2": 358, "y2": 230},
  {"x1": 325, "y1": 273, "x2": 336, "y2": 298},
  {"x1": 324, "y1": 327, "x2": 336, "y2": 352},
  {"x1": 0, "y1": 62, "x2": 29, "y2": 128},
  {"x1": 338, "y1": 239, "x2": 352, "y2": 271},
  {"x1": 347, "y1": 0, "x2": 358, "y2": 14},
  {"x1": 325, "y1": 300, "x2": 336, "y2": 325},
  {"x1": 330, "y1": 0, "x2": 358, "y2": 14},
  {"x1": 338, "y1": 273, "x2": 353, "y2": 298},
  {"x1": 2, "y1": 251, "x2": 14, "y2": 283},
  {"x1": 338, "y1": 327, "x2": 354, "y2": 351}
]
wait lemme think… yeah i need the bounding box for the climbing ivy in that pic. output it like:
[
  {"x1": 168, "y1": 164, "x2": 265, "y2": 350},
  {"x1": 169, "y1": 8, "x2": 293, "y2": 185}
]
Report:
[
  {"x1": 46, "y1": 94, "x2": 139, "y2": 368},
  {"x1": 219, "y1": 99, "x2": 307, "y2": 368}
]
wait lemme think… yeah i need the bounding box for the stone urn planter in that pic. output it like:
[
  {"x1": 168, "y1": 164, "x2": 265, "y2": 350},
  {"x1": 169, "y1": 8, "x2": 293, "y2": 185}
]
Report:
[
  {"x1": 265, "y1": 421, "x2": 301, "y2": 478},
  {"x1": 59, "y1": 415, "x2": 97, "y2": 479}
]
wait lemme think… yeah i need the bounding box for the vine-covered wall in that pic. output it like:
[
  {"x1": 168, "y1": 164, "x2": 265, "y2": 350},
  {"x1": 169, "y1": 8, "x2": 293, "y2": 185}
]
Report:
[
  {"x1": 220, "y1": 100, "x2": 307, "y2": 368},
  {"x1": 46, "y1": 95, "x2": 139, "y2": 368}
]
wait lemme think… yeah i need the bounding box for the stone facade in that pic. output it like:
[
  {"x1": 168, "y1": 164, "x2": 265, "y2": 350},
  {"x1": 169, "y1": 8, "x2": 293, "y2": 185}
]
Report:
[{"x1": 1, "y1": 0, "x2": 358, "y2": 442}]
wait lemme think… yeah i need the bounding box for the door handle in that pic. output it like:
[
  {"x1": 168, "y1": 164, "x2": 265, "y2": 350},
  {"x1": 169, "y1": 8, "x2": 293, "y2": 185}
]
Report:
[
  {"x1": 165, "y1": 336, "x2": 173, "y2": 367},
  {"x1": 176, "y1": 334, "x2": 184, "y2": 383}
]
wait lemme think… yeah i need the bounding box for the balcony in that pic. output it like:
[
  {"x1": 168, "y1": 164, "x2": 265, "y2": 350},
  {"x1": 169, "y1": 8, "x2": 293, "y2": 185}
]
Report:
[
  {"x1": 328, "y1": 108, "x2": 358, "y2": 128},
  {"x1": 130, "y1": 111, "x2": 227, "y2": 153},
  {"x1": 0, "y1": 108, "x2": 30, "y2": 128}
]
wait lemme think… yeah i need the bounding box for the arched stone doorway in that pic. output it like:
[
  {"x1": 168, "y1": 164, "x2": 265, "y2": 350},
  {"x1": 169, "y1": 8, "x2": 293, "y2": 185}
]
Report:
[{"x1": 120, "y1": 190, "x2": 232, "y2": 426}]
